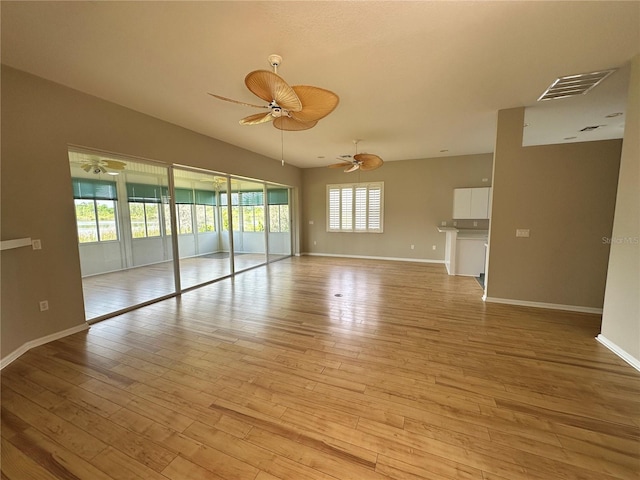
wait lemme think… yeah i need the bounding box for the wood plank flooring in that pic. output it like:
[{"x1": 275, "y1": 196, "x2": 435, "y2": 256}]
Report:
[
  {"x1": 2, "y1": 256, "x2": 639, "y2": 479},
  {"x1": 82, "y1": 254, "x2": 272, "y2": 320}
]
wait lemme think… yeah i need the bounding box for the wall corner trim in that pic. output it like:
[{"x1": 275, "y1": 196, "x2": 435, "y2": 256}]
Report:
[
  {"x1": 1, "y1": 322, "x2": 89, "y2": 370},
  {"x1": 483, "y1": 296, "x2": 603, "y2": 315},
  {"x1": 596, "y1": 334, "x2": 640, "y2": 372}
]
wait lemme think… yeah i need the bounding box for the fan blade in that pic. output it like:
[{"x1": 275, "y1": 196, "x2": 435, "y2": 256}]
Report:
[
  {"x1": 240, "y1": 112, "x2": 274, "y2": 125},
  {"x1": 289, "y1": 85, "x2": 340, "y2": 122},
  {"x1": 101, "y1": 160, "x2": 126, "y2": 170},
  {"x1": 355, "y1": 153, "x2": 384, "y2": 171},
  {"x1": 272, "y1": 117, "x2": 317, "y2": 131},
  {"x1": 81, "y1": 164, "x2": 92, "y2": 172},
  {"x1": 344, "y1": 164, "x2": 360, "y2": 173},
  {"x1": 245, "y1": 70, "x2": 302, "y2": 112},
  {"x1": 328, "y1": 162, "x2": 353, "y2": 169},
  {"x1": 208, "y1": 93, "x2": 268, "y2": 109}
]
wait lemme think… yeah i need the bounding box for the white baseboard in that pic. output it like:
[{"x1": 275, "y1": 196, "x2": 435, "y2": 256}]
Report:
[
  {"x1": 1, "y1": 323, "x2": 89, "y2": 370},
  {"x1": 483, "y1": 296, "x2": 603, "y2": 315},
  {"x1": 302, "y1": 252, "x2": 445, "y2": 264},
  {"x1": 596, "y1": 334, "x2": 640, "y2": 372}
]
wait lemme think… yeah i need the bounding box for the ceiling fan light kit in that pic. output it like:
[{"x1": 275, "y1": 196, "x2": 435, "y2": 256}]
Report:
[{"x1": 79, "y1": 158, "x2": 126, "y2": 175}]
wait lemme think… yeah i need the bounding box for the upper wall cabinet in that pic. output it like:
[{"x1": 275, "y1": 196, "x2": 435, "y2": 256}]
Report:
[{"x1": 453, "y1": 187, "x2": 491, "y2": 219}]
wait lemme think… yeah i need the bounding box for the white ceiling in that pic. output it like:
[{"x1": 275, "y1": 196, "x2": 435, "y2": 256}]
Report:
[{"x1": 2, "y1": 1, "x2": 638, "y2": 168}]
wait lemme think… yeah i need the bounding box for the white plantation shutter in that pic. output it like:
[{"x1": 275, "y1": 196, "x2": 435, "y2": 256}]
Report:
[
  {"x1": 367, "y1": 185, "x2": 382, "y2": 230},
  {"x1": 354, "y1": 187, "x2": 367, "y2": 230},
  {"x1": 327, "y1": 182, "x2": 383, "y2": 233},
  {"x1": 341, "y1": 188, "x2": 353, "y2": 230},
  {"x1": 328, "y1": 187, "x2": 341, "y2": 230}
]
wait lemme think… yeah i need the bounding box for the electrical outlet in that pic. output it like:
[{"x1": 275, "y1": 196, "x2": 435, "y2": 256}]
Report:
[
  {"x1": 32, "y1": 239, "x2": 42, "y2": 250},
  {"x1": 39, "y1": 300, "x2": 49, "y2": 311},
  {"x1": 516, "y1": 229, "x2": 530, "y2": 238},
  {"x1": 313, "y1": 241, "x2": 317, "y2": 245},
  {"x1": 453, "y1": 221, "x2": 457, "y2": 226},
  {"x1": 410, "y1": 244, "x2": 415, "y2": 250},
  {"x1": 308, "y1": 220, "x2": 314, "y2": 225},
  {"x1": 473, "y1": 221, "x2": 478, "y2": 227},
  {"x1": 441, "y1": 221, "x2": 446, "y2": 226},
  {"x1": 432, "y1": 245, "x2": 436, "y2": 250}
]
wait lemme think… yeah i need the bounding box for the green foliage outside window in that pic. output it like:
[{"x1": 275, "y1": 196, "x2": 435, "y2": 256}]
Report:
[
  {"x1": 129, "y1": 202, "x2": 160, "y2": 238},
  {"x1": 75, "y1": 199, "x2": 118, "y2": 243},
  {"x1": 243, "y1": 206, "x2": 265, "y2": 232},
  {"x1": 269, "y1": 205, "x2": 289, "y2": 233},
  {"x1": 196, "y1": 205, "x2": 215, "y2": 233}
]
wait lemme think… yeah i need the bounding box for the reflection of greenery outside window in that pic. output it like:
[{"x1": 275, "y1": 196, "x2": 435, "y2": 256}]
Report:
[
  {"x1": 267, "y1": 189, "x2": 289, "y2": 233},
  {"x1": 240, "y1": 191, "x2": 265, "y2": 232},
  {"x1": 126, "y1": 183, "x2": 168, "y2": 238},
  {"x1": 163, "y1": 204, "x2": 172, "y2": 235},
  {"x1": 174, "y1": 188, "x2": 194, "y2": 235},
  {"x1": 220, "y1": 189, "x2": 290, "y2": 232},
  {"x1": 195, "y1": 189, "x2": 216, "y2": 233},
  {"x1": 72, "y1": 178, "x2": 118, "y2": 243},
  {"x1": 327, "y1": 182, "x2": 384, "y2": 233},
  {"x1": 172, "y1": 188, "x2": 217, "y2": 235},
  {"x1": 220, "y1": 192, "x2": 240, "y2": 231}
]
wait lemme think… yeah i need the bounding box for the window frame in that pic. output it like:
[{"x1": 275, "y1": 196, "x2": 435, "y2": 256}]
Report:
[
  {"x1": 129, "y1": 201, "x2": 162, "y2": 239},
  {"x1": 194, "y1": 189, "x2": 216, "y2": 233},
  {"x1": 72, "y1": 178, "x2": 120, "y2": 244},
  {"x1": 268, "y1": 204, "x2": 290, "y2": 233},
  {"x1": 326, "y1": 182, "x2": 384, "y2": 233}
]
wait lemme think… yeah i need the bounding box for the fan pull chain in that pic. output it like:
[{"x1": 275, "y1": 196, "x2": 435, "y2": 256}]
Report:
[{"x1": 281, "y1": 127, "x2": 285, "y2": 167}]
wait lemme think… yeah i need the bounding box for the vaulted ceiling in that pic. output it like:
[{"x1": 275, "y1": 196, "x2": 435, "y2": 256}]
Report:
[{"x1": 2, "y1": 1, "x2": 638, "y2": 168}]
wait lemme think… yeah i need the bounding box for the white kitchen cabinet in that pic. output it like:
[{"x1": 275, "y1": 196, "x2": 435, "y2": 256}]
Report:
[{"x1": 453, "y1": 187, "x2": 491, "y2": 219}]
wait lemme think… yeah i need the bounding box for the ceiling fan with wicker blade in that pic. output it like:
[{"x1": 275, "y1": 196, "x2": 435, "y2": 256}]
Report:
[
  {"x1": 78, "y1": 158, "x2": 126, "y2": 175},
  {"x1": 209, "y1": 54, "x2": 339, "y2": 131},
  {"x1": 328, "y1": 140, "x2": 384, "y2": 173}
]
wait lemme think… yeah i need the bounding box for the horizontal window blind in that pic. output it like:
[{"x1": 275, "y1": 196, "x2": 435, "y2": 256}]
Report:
[
  {"x1": 194, "y1": 189, "x2": 216, "y2": 206},
  {"x1": 240, "y1": 191, "x2": 264, "y2": 206},
  {"x1": 219, "y1": 192, "x2": 239, "y2": 206},
  {"x1": 174, "y1": 188, "x2": 194, "y2": 204},
  {"x1": 126, "y1": 183, "x2": 168, "y2": 203},
  {"x1": 267, "y1": 188, "x2": 289, "y2": 205},
  {"x1": 73, "y1": 178, "x2": 118, "y2": 200}
]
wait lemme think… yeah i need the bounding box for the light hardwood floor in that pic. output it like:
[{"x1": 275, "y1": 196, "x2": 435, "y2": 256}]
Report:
[
  {"x1": 2, "y1": 256, "x2": 639, "y2": 479},
  {"x1": 82, "y1": 254, "x2": 275, "y2": 320}
]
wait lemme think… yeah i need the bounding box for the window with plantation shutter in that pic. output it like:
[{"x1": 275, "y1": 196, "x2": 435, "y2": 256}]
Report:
[{"x1": 327, "y1": 182, "x2": 384, "y2": 233}]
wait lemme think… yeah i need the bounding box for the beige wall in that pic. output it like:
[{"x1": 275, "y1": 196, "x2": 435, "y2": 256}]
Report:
[
  {"x1": 600, "y1": 55, "x2": 639, "y2": 363},
  {"x1": 486, "y1": 107, "x2": 622, "y2": 310},
  {"x1": 301, "y1": 154, "x2": 493, "y2": 259},
  {"x1": 1, "y1": 66, "x2": 302, "y2": 360},
  {"x1": 1, "y1": 63, "x2": 633, "y2": 364}
]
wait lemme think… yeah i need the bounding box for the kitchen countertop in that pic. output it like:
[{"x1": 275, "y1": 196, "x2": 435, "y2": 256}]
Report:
[{"x1": 458, "y1": 230, "x2": 488, "y2": 239}]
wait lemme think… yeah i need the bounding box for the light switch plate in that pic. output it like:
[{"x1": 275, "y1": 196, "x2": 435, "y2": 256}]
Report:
[{"x1": 516, "y1": 229, "x2": 530, "y2": 238}]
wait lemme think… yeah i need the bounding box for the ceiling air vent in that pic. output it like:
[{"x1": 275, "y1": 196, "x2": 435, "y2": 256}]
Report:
[{"x1": 537, "y1": 69, "x2": 617, "y2": 101}]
